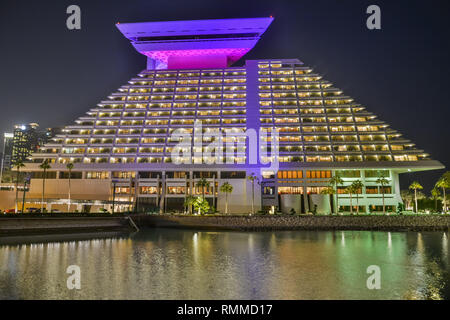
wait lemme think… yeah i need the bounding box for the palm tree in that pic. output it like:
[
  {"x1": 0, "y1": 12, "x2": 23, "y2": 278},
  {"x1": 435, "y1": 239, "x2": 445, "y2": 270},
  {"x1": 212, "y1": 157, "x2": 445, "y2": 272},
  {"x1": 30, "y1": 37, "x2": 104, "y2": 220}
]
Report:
[
  {"x1": 345, "y1": 185, "x2": 355, "y2": 214},
  {"x1": 351, "y1": 180, "x2": 364, "y2": 214},
  {"x1": 21, "y1": 173, "x2": 31, "y2": 213},
  {"x1": 320, "y1": 186, "x2": 335, "y2": 215},
  {"x1": 193, "y1": 196, "x2": 210, "y2": 215},
  {"x1": 39, "y1": 159, "x2": 51, "y2": 213},
  {"x1": 431, "y1": 187, "x2": 441, "y2": 213},
  {"x1": 66, "y1": 162, "x2": 74, "y2": 212},
  {"x1": 184, "y1": 195, "x2": 196, "y2": 215},
  {"x1": 328, "y1": 173, "x2": 343, "y2": 214},
  {"x1": 12, "y1": 160, "x2": 25, "y2": 213},
  {"x1": 219, "y1": 182, "x2": 233, "y2": 214},
  {"x1": 400, "y1": 189, "x2": 414, "y2": 210},
  {"x1": 248, "y1": 173, "x2": 259, "y2": 214},
  {"x1": 436, "y1": 173, "x2": 450, "y2": 213},
  {"x1": 376, "y1": 174, "x2": 390, "y2": 214},
  {"x1": 409, "y1": 181, "x2": 423, "y2": 213},
  {"x1": 195, "y1": 177, "x2": 210, "y2": 200}
]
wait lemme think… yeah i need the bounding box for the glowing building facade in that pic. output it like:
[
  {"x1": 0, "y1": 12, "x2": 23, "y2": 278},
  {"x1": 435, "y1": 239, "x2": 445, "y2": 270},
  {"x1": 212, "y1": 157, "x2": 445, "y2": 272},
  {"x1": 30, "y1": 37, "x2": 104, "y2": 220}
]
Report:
[{"x1": 13, "y1": 17, "x2": 443, "y2": 213}]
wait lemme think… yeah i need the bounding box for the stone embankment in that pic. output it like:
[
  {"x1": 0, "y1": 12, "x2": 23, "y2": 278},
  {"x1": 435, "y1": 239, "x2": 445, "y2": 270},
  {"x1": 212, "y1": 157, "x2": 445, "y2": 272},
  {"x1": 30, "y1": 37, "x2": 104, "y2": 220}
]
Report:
[
  {"x1": 136, "y1": 214, "x2": 450, "y2": 231},
  {"x1": 0, "y1": 217, "x2": 133, "y2": 235}
]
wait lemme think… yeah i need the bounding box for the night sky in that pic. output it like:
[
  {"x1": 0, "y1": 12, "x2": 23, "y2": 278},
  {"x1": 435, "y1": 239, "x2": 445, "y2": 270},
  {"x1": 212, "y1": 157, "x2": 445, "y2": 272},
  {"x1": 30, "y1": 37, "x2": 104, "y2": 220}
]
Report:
[{"x1": 0, "y1": 0, "x2": 449, "y2": 193}]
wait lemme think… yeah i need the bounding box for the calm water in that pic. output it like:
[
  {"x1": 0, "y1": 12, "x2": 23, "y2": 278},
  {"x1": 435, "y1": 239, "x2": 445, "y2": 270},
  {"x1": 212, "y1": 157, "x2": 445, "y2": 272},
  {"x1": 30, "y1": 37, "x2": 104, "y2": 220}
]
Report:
[{"x1": 0, "y1": 229, "x2": 449, "y2": 300}]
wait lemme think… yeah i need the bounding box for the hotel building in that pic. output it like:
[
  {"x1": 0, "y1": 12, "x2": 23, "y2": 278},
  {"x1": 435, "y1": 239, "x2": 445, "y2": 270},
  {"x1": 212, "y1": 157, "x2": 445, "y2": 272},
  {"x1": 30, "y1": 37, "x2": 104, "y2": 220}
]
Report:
[{"x1": 3, "y1": 17, "x2": 443, "y2": 213}]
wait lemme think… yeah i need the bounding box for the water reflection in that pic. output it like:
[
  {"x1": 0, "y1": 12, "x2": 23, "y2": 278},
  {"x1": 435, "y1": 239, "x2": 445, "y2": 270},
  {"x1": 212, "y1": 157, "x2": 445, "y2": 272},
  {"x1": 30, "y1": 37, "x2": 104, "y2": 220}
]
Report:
[{"x1": 0, "y1": 230, "x2": 448, "y2": 300}]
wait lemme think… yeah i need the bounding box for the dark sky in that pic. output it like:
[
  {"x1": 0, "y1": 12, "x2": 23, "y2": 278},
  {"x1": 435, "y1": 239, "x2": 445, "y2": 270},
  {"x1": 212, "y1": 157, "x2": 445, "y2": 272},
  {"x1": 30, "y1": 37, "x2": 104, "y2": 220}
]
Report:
[{"x1": 0, "y1": 0, "x2": 449, "y2": 193}]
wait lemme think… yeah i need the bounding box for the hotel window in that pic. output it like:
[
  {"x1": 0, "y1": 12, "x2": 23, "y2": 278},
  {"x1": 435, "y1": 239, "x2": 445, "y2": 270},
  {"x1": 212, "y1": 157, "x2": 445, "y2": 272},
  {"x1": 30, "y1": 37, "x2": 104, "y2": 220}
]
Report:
[
  {"x1": 365, "y1": 186, "x2": 378, "y2": 194},
  {"x1": 86, "y1": 171, "x2": 109, "y2": 179},
  {"x1": 364, "y1": 170, "x2": 390, "y2": 178},
  {"x1": 263, "y1": 187, "x2": 275, "y2": 195},
  {"x1": 140, "y1": 186, "x2": 158, "y2": 194},
  {"x1": 165, "y1": 171, "x2": 188, "y2": 179},
  {"x1": 278, "y1": 187, "x2": 303, "y2": 194},
  {"x1": 261, "y1": 171, "x2": 275, "y2": 179},
  {"x1": 220, "y1": 171, "x2": 246, "y2": 179},
  {"x1": 167, "y1": 187, "x2": 186, "y2": 194},
  {"x1": 112, "y1": 171, "x2": 136, "y2": 179},
  {"x1": 306, "y1": 187, "x2": 328, "y2": 194},
  {"x1": 336, "y1": 170, "x2": 361, "y2": 178},
  {"x1": 391, "y1": 145, "x2": 404, "y2": 151},
  {"x1": 277, "y1": 171, "x2": 303, "y2": 179},
  {"x1": 114, "y1": 187, "x2": 130, "y2": 194},
  {"x1": 306, "y1": 171, "x2": 331, "y2": 179}
]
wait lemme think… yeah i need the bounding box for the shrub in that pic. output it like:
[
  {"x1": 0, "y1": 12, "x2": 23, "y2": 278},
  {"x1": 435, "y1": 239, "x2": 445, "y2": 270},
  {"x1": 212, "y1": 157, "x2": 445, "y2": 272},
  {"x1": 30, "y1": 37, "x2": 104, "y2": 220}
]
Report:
[{"x1": 397, "y1": 203, "x2": 405, "y2": 215}]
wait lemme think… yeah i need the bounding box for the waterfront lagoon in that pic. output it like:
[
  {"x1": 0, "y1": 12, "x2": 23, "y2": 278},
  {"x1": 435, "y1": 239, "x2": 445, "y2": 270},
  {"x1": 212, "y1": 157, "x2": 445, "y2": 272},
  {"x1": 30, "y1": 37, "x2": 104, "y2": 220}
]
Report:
[{"x1": 0, "y1": 229, "x2": 448, "y2": 300}]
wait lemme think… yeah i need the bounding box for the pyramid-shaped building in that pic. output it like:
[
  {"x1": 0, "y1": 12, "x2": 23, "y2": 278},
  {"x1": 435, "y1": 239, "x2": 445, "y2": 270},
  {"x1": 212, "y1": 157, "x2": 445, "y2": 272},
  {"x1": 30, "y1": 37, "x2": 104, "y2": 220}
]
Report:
[{"x1": 22, "y1": 17, "x2": 443, "y2": 214}]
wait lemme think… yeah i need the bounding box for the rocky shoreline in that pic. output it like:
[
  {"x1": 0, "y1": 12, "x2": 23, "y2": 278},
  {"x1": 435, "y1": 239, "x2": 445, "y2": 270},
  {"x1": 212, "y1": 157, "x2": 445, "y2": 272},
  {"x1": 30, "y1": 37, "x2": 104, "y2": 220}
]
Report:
[{"x1": 137, "y1": 214, "x2": 450, "y2": 232}]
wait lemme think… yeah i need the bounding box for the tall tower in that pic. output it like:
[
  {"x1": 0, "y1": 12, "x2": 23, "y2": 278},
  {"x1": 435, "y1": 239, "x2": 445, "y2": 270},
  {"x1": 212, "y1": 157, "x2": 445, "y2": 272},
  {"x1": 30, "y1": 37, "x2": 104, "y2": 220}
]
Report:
[
  {"x1": 0, "y1": 132, "x2": 14, "y2": 182},
  {"x1": 12, "y1": 123, "x2": 40, "y2": 164}
]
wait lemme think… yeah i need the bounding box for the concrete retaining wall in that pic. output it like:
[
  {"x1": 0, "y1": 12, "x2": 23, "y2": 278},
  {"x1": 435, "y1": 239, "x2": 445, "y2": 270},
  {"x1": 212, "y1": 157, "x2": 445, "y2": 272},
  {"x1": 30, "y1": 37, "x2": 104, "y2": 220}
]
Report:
[
  {"x1": 0, "y1": 217, "x2": 131, "y2": 235},
  {"x1": 137, "y1": 214, "x2": 450, "y2": 231}
]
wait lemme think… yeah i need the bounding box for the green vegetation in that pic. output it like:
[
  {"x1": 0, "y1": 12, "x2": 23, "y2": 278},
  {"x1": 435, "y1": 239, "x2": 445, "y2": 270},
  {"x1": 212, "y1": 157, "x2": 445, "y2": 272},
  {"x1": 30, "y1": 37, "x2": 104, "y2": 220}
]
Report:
[
  {"x1": 351, "y1": 180, "x2": 364, "y2": 214},
  {"x1": 435, "y1": 172, "x2": 450, "y2": 213},
  {"x1": 376, "y1": 173, "x2": 390, "y2": 215},
  {"x1": 66, "y1": 162, "x2": 74, "y2": 212},
  {"x1": 193, "y1": 196, "x2": 210, "y2": 215},
  {"x1": 184, "y1": 195, "x2": 196, "y2": 215},
  {"x1": 195, "y1": 178, "x2": 210, "y2": 200},
  {"x1": 328, "y1": 173, "x2": 343, "y2": 214},
  {"x1": 12, "y1": 160, "x2": 25, "y2": 213},
  {"x1": 320, "y1": 186, "x2": 335, "y2": 215},
  {"x1": 409, "y1": 181, "x2": 423, "y2": 213},
  {"x1": 39, "y1": 159, "x2": 51, "y2": 213},
  {"x1": 219, "y1": 182, "x2": 233, "y2": 215},
  {"x1": 247, "y1": 173, "x2": 259, "y2": 214}
]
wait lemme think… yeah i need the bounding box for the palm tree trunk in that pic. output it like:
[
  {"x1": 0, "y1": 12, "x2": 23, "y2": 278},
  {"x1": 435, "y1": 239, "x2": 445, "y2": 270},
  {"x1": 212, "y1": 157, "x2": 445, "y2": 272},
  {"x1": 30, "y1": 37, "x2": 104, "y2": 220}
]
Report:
[
  {"x1": 356, "y1": 194, "x2": 359, "y2": 215},
  {"x1": 41, "y1": 170, "x2": 46, "y2": 212},
  {"x1": 382, "y1": 186, "x2": 385, "y2": 215},
  {"x1": 68, "y1": 171, "x2": 71, "y2": 212},
  {"x1": 15, "y1": 169, "x2": 20, "y2": 213},
  {"x1": 21, "y1": 180, "x2": 27, "y2": 213},
  {"x1": 335, "y1": 186, "x2": 339, "y2": 215},
  {"x1": 329, "y1": 194, "x2": 333, "y2": 215},
  {"x1": 225, "y1": 192, "x2": 228, "y2": 215},
  {"x1": 349, "y1": 193, "x2": 353, "y2": 214},
  {"x1": 251, "y1": 181, "x2": 255, "y2": 214},
  {"x1": 414, "y1": 189, "x2": 418, "y2": 213},
  {"x1": 443, "y1": 187, "x2": 447, "y2": 213}
]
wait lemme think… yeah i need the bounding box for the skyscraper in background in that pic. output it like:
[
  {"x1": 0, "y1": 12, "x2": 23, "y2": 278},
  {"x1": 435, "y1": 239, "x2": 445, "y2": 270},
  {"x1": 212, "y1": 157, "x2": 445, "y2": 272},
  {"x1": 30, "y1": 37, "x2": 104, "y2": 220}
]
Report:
[
  {"x1": 0, "y1": 132, "x2": 14, "y2": 182},
  {"x1": 11, "y1": 123, "x2": 40, "y2": 164}
]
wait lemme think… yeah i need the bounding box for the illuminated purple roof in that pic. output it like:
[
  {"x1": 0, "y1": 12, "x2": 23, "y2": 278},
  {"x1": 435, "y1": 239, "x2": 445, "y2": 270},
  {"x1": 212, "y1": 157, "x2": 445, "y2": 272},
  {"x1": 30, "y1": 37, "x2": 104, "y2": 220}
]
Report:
[{"x1": 116, "y1": 17, "x2": 274, "y2": 69}]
